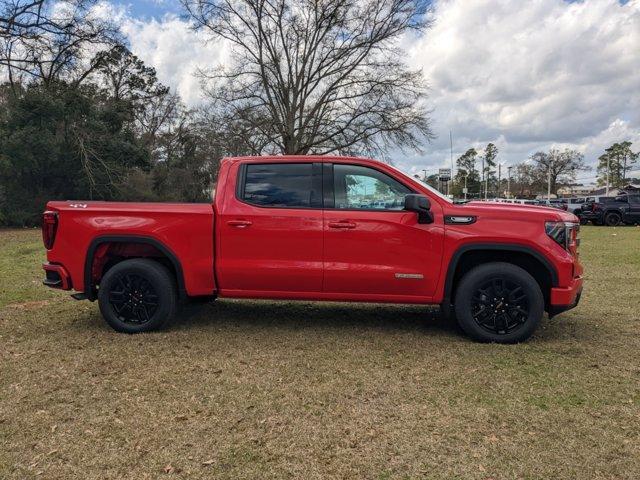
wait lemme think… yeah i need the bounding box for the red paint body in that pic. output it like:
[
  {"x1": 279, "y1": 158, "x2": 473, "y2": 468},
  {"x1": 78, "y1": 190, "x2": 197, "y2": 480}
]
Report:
[{"x1": 43, "y1": 156, "x2": 583, "y2": 309}]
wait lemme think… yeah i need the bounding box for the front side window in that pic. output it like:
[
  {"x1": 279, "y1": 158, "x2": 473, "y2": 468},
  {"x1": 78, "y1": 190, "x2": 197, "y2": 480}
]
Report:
[
  {"x1": 241, "y1": 163, "x2": 314, "y2": 208},
  {"x1": 333, "y1": 164, "x2": 411, "y2": 210}
]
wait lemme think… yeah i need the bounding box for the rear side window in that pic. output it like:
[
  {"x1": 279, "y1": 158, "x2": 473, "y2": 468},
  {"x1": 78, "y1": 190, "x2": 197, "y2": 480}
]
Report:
[{"x1": 240, "y1": 163, "x2": 315, "y2": 208}]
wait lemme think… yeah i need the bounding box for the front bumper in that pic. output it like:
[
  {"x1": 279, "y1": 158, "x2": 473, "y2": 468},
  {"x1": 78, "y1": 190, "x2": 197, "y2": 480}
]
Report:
[
  {"x1": 548, "y1": 275, "x2": 583, "y2": 318},
  {"x1": 42, "y1": 263, "x2": 72, "y2": 290}
]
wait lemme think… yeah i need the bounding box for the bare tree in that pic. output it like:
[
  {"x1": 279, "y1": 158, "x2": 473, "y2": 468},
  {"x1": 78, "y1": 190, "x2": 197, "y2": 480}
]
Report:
[
  {"x1": 0, "y1": 0, "x2": 119, "y2": 88},
  {"x1": 183, "y1": 0, "x2": 433, "y2": 156},
  {"x1": 530, "y1": 149, "x2": 589, "y2": 195}
]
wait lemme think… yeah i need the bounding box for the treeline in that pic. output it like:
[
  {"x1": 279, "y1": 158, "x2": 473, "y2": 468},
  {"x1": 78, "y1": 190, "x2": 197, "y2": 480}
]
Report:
[
  {"x1": 1, "y1": 0, "x2": 434, "y2": 226},
  {"x1": 446, "y1": 141, "x2": 638, "y2": 199},
  {"x1": 0, "y1": 2, "x2": 231, "y2": 225}
]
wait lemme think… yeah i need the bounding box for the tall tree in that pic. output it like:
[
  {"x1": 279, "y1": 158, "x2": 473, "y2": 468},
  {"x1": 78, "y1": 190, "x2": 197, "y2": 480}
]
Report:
[
  {"x1": 596, "y1": 142, "x2": 638, "y2": 188},
  {"x1": 481, "y1": 143, "x2": 498, "y2": 197},
  {"x1": 183, "y1": 0, "x2": 433, "y2": 156},
  {"x1": 530, "y1": 148, "x2": 588, "y2": 196},
  {"x1": 453, "y1": 148, "x2": 480, "y2": 197}
]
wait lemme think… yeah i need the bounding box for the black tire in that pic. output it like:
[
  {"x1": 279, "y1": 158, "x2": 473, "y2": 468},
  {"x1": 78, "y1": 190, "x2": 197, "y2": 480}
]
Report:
[
  {"x1": 98, "y1": 258, "x2": 177, "y2": 333},
  {"x1": 604, "y1": 211, "x2": 622, "y2": 226},
  {"x1": 454, "y1": 262, "x2": 544, "y2": 343}
]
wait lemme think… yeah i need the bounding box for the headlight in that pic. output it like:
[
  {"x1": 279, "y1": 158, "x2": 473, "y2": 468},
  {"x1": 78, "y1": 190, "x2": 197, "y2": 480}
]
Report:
[{"x1": 545, "y1": 221, "x2": 580, "y2": 252}]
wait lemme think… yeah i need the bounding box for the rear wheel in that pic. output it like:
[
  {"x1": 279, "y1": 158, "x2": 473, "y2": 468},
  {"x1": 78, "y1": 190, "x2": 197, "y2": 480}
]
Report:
[
  {"x1": 98, "y1": 258, "x2": 176, "y2": 333},
  {"x1": 454, "y1": 262, "x2": 544, "y2": 343},
  {"x1": 604, "y1": 211, "x2": 622, "y2": 226}
]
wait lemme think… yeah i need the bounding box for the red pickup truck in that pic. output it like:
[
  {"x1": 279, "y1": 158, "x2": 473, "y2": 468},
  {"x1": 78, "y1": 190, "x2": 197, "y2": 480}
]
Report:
[{"x1": 42, "y1": 156, "x2": 583, "y2": 343}]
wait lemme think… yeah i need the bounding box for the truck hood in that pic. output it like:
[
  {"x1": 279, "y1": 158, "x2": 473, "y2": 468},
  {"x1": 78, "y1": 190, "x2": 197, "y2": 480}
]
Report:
[{"x1": 455, "y1": 201, "x2": 578, "y2": 222}]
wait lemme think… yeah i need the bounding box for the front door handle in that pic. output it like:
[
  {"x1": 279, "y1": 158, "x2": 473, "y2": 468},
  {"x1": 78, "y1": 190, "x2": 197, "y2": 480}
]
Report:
[
  {"x1": 328, "y1": 221, "x2": 356, "y2": 229},
  {"x1": 227, "y1": 220, "x2": 252, "y2": 228}
]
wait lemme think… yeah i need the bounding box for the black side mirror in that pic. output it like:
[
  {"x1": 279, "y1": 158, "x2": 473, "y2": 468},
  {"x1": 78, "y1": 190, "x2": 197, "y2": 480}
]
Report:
[{"x1": 404, "y1": 194, "x2": 433, "y2": 224}]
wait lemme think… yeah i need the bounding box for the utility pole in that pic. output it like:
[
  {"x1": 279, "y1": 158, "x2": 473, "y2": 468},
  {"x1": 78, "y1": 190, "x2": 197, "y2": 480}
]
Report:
[
  {"x1": 464, "y1": 175, "x2": 468, "y2": 200},
  {"x1": 498, "y1": 164, "x2": 502, "y2": 198},
  {"x1": 606, "y1": 155, "x2": 610, "y2": 196},
  {"x1": 450, "y1": 131, "x2": 454, "y2": 195},
  {"x1": 485, "y1": 163, "x2": 489, "y2": 200},
  {"x1": 421, "y1": 169, "x2": 427, "y2": 183},
  {"x1": 481, "y1": 156, "x2": 485, "y2": 200},
  {"x1": 507, "y1": 166, "x2": 512, "y2": 199},
  {"x1": 547, "y1": 159, "x2": 552, "y2": 199}
]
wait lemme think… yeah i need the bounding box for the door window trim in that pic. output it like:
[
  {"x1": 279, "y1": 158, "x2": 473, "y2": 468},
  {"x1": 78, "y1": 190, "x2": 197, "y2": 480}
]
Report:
[
  {"x1": 234, "y1": 161, "x2": 417, "y2": 212},
  {"x1": 324, "y1": 162, "x2": 416, "y2": 212},
  {"x1": 235, "y1": 162, "x2": 323, "y2": 210}
]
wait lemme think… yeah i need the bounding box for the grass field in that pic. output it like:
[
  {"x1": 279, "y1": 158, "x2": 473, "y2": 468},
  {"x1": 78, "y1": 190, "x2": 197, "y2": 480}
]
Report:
[{"x1": 1, "y1": 227, "x2": 639, "y2": 479}]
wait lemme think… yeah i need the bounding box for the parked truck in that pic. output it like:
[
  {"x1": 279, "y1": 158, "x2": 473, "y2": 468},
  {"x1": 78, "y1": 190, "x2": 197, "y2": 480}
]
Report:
[
  {"x1": 580, "y1": 194, "x2": 640, "y2": 226},
  {"x1": 42, "y1": 156, "x2": 583, "y2": 343}
]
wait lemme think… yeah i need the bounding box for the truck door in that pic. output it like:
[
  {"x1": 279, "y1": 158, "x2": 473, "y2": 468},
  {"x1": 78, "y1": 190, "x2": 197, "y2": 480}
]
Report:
[
  {"x1": 217, "y1": 161, "x2": 324, "y2": 295},
  {"x1": 628, "y1": 195, "x2": 640, "y2": 222},
  {"x1": 322, "y1": 163, "x2": 443, "y2": 300}
]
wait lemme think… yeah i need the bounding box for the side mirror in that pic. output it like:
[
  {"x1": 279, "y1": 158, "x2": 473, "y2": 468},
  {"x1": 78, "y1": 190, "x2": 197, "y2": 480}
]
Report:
[{"x1": 404, "y1": 194, "x2": 433, "y2": 224}]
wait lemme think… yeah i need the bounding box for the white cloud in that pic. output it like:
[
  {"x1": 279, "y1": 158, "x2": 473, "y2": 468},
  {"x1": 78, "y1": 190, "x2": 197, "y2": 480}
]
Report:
[
  {"x1": 110, "y1": 0, "x2": 639, "y2": 183},
  {"x1": 122, "y1": 15, "x2": 229, "y2": 106},
  {"x1": 400, "y1": 0, "x2": 640, "y2": 182}
]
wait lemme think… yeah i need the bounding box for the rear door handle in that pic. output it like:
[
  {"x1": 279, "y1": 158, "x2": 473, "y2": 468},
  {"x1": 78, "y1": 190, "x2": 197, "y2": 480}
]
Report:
[
  {"x1": 328, "y1": 221, "x2": 356, "y2": 229},
  {"x1": 227, "y1": 220, "x2": 252, "y2": 228}
]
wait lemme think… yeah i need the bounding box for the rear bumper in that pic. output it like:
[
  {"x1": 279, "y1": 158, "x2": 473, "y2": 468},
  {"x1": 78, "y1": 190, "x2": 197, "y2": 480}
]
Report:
[
  {"x1": 548, "y1": 275, "x2": 583, "y2": 318},
  {"x1": 42, "y1": 263, "x2": 72, "y2": 290}
]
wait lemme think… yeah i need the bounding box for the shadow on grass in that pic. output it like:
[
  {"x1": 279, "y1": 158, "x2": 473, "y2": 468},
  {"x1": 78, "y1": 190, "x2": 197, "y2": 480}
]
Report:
[{"x1": 172, "y1": 299, "x2": 461, "y2": 336}]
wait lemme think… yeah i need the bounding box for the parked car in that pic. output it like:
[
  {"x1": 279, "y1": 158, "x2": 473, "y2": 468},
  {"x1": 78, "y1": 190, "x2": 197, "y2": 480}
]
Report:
[
  {"x1": 580, "y1": 194, "x2": 640, "y2": 226},
  {"x1": 565, "y1": 197, "x2": 588, "y2": 216},
  {"x1": 535, "y1": 199, "x2": 568, "y2": 211},
  {"x1": 41, "y1": 156, "x2": 583, "y2": 343}
]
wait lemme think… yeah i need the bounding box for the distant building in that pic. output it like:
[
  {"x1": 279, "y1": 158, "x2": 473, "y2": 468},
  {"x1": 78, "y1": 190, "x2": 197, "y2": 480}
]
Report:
[
  {"x1": 557, "y1": 185, "x2": 592, "y2": 197},
  {"x1": 588, "y1": 183, "x2": 640, "y2": 197}
]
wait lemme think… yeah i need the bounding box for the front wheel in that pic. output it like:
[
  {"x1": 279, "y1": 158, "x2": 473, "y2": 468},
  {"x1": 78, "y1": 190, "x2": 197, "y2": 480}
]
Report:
[
  {"x1": 454, "y1": 262, "x2": 544, "y2": 343},
  {"x1": 604, "y1": 212, "x2": 622, "y2": 226},
  {"x1": 98, "y1": 258, "x2": 177, "y2": 333}
]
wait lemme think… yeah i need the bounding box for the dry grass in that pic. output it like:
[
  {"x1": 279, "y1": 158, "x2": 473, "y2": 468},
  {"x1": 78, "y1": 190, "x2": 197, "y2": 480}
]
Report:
[{"x1": 1, "y1": 226, "x2": 639, "y2": 479}]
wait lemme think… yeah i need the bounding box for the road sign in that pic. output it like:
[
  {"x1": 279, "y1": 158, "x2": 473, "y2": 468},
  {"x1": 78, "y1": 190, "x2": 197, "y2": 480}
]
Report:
[{"x1": 439, "y1": 168, "x2": 451, "y2": 181}]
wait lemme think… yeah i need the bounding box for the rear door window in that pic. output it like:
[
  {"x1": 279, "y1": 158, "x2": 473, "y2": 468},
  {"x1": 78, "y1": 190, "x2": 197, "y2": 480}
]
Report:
[{"x1": 240, "y1": 163, "x2": 318, "y2": 208}]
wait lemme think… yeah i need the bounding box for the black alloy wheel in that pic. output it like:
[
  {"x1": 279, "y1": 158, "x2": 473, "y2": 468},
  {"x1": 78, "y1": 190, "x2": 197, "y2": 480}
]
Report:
[
  {"x1": 454, "y1": 262, "x2": 544, "y2": 343},
  {"x1": 470, "y1": 277, "x2": 529, "y2": 335},
  {"x1": 98, "y1": 258, "x2": 176, "y2": 333},
  {"x1": 605, "y1": 212, "x2": 622, "y2": 227},
  {"x1": 108, "y1": 273, "x2": 159, "y2": 325}
]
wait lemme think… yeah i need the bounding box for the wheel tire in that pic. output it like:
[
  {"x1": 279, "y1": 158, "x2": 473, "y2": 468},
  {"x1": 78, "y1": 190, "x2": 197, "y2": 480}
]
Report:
[
  {"x1": 604, "y1": 212, "x2": 622, "y2": 226},
  {"x1": 454, "y1": 262, "x2": 544, "y2": 343},
  {"x1": 98, "y1": 258, "x2": 177, "y2": 333}
]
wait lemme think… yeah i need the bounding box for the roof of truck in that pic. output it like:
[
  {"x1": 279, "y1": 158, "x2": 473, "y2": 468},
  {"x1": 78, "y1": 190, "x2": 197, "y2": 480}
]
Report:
[{"x1": 222, "y1": 155, "x2": 384, "y2": 164}]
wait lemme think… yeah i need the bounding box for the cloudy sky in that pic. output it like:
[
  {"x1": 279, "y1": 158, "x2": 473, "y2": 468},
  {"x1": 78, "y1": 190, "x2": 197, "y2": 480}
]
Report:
[{"x1": 107, "y1": 0, "x2": 639, "y2": 185}]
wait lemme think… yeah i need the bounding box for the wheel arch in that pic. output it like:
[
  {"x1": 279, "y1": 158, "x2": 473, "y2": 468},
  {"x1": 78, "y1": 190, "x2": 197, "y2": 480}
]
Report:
[
  {"x1": 443, "y1": 244, "x2": 559, "y2": 310},
  {"x1": 84, "y1": 235, "x2": 186, "y2": 301}
]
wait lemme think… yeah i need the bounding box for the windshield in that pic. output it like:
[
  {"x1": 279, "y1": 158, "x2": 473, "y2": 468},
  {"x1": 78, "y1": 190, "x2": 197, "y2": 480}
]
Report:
[{"x1": 387, "y1": 164, "x2": 454, "y2": 203}]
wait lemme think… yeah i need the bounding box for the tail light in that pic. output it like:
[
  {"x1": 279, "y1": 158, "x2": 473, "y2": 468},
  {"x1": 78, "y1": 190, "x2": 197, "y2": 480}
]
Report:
[
  {"x1": 42, "y1": 211, "x2": 58, "y2": 250},
  {"x1": 545, "y1": 221, "x2": 580, "y2": 254}
]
